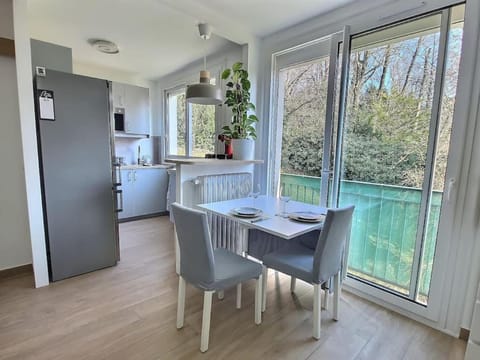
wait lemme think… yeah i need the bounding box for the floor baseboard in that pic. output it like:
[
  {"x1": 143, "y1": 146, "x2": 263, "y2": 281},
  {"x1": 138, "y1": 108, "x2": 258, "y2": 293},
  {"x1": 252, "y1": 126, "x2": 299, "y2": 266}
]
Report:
[
  {"x1": 0, "y1": 264, "x2": 33, "y2": 280},
  {"x1": 459, "y1": 328, "x2": 470, "y2": 341},
  {"x1": 118, "y1": 212, "x2": 168, "y2": 223}
]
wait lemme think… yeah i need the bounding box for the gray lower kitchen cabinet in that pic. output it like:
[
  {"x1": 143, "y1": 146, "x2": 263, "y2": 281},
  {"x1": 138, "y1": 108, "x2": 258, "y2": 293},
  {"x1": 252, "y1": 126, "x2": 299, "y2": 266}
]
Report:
[
  {"x1": 119, "y1": 168, "x2": 168, "y2": 220},
  {"x1": 120, "y1": 170, "x2": 135, "y2": 219}
]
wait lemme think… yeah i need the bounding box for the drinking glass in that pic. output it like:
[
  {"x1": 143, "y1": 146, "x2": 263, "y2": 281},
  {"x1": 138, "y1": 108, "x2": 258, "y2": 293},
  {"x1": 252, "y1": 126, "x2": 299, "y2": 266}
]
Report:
[
  {"x1": 249, "y1": 184, "x2": 261, "y2": 208},
  {"x1": 279, "y1": 186, "x2": 290, "y2": 218}
]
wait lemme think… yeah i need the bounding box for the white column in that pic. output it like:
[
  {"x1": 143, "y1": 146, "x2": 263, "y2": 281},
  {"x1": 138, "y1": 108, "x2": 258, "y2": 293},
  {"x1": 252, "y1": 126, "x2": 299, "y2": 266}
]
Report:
[{"x1": 13, "y1": 0, "x2": 49, "y2": 287}]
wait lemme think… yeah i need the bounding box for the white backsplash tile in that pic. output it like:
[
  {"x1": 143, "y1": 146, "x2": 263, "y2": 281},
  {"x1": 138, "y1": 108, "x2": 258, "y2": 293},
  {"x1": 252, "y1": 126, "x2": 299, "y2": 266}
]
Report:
[{"x1": 115, "y1": 137, "x2": 154, "y2": 165}]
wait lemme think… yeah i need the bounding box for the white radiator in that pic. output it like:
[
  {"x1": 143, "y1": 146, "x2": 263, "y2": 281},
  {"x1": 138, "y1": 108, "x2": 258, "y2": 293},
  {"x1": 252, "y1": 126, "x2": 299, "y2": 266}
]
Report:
[{"x1": 195, "y1": 172, "x2": 252, "y2": 253}]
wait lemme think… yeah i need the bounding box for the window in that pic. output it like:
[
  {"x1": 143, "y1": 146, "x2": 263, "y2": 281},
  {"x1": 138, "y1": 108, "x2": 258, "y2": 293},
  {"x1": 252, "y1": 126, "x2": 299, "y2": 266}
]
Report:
[
  {"x1": 191, "y1": 103, "x2": 216, "y2": 157},
  {"x1": 166, "y1": 89, "x2": 186, "y2": 156},
  {"x1": 165, "y1": 86, "x2": 217, "y2": 157}
]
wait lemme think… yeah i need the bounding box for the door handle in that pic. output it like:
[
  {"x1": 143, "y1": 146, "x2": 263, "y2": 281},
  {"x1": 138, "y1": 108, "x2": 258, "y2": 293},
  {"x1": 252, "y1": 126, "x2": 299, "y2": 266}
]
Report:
[
  {"x1": 133, "y1": 171, "x2": 137, "y2": 182},
  {"x1": 127, "y1": 171, "x2": 132, "y2": 182},
  {"x1": 113, "y1": 164, "x2": 121, "y2": 186},
  {"x1": 114, "y1": 189, "x2": 123, "y2": 212}
]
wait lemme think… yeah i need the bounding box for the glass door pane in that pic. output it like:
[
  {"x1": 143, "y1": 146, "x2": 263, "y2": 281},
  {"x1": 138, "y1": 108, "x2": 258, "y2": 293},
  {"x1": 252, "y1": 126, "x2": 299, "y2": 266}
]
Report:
[
  {"x1": 339, "y1": 14, "x2": 442, "y2": 297},
  {"x1": 417, "y1": 5, "x2": 464, "y2": 304},
  {"x1": 338, "y1": 6, "x2": 464, "y2": 303},
  {"x1": 274, "y1": 37, "x2": 339, "y2": 205}
]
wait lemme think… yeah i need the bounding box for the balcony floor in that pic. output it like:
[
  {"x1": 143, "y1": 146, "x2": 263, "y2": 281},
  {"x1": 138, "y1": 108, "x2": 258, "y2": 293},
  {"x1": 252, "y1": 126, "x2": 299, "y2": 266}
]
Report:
[{"x1": 0, "y1": 216, "x2": 466, "y2": 359}]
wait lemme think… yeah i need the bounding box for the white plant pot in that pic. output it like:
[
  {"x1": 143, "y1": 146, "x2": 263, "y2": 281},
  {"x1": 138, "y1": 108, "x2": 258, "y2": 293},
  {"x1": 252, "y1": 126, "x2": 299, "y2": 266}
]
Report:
[{"x1": 232, "y1": 139, "x2": 255, "y2": 160}]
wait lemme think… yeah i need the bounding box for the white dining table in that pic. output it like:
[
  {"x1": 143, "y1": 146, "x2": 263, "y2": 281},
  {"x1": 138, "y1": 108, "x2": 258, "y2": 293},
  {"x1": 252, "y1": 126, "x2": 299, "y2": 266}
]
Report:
[{"x1": 197, "y1": 195, "x2": 327, "y2": 240}]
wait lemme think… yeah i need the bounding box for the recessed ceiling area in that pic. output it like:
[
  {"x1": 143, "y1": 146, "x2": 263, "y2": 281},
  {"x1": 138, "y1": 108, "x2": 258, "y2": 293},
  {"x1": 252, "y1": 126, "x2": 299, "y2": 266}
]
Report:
[{"x1": 27, "y1": 0, "x2": 359, "y2": 81}]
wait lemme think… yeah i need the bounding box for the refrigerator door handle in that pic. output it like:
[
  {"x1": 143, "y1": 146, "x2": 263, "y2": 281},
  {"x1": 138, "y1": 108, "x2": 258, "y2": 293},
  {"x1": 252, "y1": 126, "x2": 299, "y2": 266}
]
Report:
[
  {"x1": 114, "y1": 189, "x2": 123, "y2": 212},
  {"x1": 113, "y1": 163, "x2": 121, "y2": 186}
]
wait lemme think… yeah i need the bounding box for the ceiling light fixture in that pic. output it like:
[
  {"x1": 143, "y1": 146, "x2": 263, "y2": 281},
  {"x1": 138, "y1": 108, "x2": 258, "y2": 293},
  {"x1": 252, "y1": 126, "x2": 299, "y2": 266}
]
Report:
[
  {"x1": 89, "y1": 39, "x2": 119, "y2": 54},
  {"x1": 185, "y1": 23, "x2": 222, "y2": 105}
]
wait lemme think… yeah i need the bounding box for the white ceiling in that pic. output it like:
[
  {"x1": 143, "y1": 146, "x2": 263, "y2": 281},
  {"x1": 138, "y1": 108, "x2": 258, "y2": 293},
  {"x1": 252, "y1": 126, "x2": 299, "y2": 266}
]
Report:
[{"x1": 27, "y1": 0, "x2": 357, "y2": 80}]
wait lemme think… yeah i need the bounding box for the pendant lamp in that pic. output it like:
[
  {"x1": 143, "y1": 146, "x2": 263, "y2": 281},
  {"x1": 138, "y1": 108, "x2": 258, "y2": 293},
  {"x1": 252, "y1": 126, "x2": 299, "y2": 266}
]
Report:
[{"x1": 186, "y1": 23, "x2": 222, "y2": 105}]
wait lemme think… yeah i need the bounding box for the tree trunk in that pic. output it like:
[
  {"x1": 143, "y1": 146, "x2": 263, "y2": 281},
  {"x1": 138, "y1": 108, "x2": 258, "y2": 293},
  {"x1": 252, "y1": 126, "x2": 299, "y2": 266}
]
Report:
[
  {"x1": 416, "y1": 47, "x2": 432, "y2": 118},
  {"x1": 378, "y1": 45, "x2": 391, "y2": 95},
  {"x1": 402, "y1": 37, "x2": 422, "y2": 93}
]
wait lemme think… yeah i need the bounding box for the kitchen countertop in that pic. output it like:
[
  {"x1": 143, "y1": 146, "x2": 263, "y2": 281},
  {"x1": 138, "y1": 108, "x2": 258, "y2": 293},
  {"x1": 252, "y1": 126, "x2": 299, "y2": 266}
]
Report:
[
  {"x1": 120, "y1": 164, "x2": 173, "y2": 170},
  {"x1": 164, "y1": 158, "x2": 263, "y2": 165}
]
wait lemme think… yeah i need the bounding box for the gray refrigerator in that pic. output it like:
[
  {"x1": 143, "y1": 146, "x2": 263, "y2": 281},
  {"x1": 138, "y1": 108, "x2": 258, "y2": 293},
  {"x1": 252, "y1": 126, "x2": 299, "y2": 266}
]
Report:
[{"x1": 34, "y1": 69, "x2": 121, "y2": 282}]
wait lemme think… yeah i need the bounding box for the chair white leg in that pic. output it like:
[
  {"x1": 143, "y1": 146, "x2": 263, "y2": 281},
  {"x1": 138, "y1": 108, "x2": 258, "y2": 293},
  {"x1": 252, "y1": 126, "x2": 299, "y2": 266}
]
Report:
[
  {"x1": 200, "y1": 291, "x2": 214, "y2": 353},
  {"x1": 322, "y1": 287, "x2": 329, "y2": 311},
  {"x1": 313, "y1": 283, "x2": 321, "y2": 340},
  {"x1": 236, "y1": 283, "x2": 242, "y2": 309},
  {"x1": 176, "y1": 276, "x2": 186, "y2": 329},
  {"x1": 217, "y1": 290, "x2": 224, "y2": 300},
  {"x1": 255, "y1": 275, "x2": 262, "y2": 325},
  {"x1": 262, "y1": 266, "x2": 268, "y2": 312},
  {"x1": 174, "y1": 229, "x2": 180, "y2": 275},
  {"x1": 333, "y1": 271, "x2": 341, "y2": 321},
  {"x1": 290, "y1": 277, "x2": 296, "y2": 293}
]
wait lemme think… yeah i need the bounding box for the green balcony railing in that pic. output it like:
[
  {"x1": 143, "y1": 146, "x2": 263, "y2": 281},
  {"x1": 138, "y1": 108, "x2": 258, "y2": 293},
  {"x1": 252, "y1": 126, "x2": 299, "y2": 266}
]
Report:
[{"x1": 280, "y1": 173, "x2": 442, "y2": 299}]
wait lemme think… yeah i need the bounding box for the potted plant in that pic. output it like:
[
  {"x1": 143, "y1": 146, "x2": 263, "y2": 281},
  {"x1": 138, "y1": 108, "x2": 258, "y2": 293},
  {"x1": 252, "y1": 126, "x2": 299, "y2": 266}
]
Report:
[{"x1": 220, "y1": 62, "x2": 258, "y2": 160}]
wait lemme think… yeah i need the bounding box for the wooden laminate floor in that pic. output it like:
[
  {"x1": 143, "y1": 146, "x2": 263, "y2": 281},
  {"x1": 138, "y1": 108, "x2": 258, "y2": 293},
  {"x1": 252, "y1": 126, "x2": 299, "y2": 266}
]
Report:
[{"x1": 0, "y1": 217, "x2": 466, "y2": 360}]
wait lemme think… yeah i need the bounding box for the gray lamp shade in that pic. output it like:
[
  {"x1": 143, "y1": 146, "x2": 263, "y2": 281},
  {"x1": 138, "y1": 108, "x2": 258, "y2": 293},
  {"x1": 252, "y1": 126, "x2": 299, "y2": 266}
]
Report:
[
  {"x1": 186, "y1": 83, "x2": 222, "y2": 105},
  {"x1": 186, "y1": 70, "x2": 222, "y2": 105}
]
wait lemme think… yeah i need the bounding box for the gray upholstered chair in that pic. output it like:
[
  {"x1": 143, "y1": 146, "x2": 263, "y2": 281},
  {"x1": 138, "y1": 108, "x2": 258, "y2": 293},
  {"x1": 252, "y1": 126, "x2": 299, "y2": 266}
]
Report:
[
  {"x1": 171, "y1": 203, "x2": 263, "y2": 352},
  {"x1": 262, "y1": 205, "x2": 354, "y2": 340}
]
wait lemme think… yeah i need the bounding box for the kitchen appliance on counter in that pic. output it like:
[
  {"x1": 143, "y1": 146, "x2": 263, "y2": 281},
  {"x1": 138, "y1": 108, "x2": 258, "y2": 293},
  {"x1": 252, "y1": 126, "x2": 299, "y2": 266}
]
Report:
[{"x1": 34, "y1": 69, "x2": 121, "y2": 282}]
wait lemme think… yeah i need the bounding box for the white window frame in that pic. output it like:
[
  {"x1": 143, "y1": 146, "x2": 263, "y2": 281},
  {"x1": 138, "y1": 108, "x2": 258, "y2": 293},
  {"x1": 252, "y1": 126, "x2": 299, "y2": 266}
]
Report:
[
  {"x1": 164, "y1": 68, "x2": 223, "y2": 158},
  {"x1": 267, "y1": 3, "x2": 471, "y2": 326},
  {"x1": 164, "y1": 85, "x2": 187, "y2": 157}
]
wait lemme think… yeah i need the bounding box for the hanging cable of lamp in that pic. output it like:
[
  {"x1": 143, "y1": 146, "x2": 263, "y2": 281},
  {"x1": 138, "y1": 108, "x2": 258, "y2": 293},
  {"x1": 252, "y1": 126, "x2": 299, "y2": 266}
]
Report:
[{"x1": 185, "y1": 23, "x2": 223, "y2": 105}]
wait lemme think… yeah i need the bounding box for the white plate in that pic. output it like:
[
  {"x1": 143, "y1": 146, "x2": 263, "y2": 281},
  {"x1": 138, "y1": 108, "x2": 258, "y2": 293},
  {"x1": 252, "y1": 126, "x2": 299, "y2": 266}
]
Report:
[
  {"x1": 288, "y1": 211, "x2": 325, "y2": 223},
  {"x1": 232, "y1": 207, "x2": 262, "y2": 218}
]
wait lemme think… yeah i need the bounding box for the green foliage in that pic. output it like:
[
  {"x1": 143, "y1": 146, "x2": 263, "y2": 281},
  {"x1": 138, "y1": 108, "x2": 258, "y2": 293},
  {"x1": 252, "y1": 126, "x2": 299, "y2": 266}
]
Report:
[
  {"x1": 191, "y1": 103, "x2": 215, "y2": 156},
  {"x1": 221, "y1": 62, "x2": 259, "y2": 139}
]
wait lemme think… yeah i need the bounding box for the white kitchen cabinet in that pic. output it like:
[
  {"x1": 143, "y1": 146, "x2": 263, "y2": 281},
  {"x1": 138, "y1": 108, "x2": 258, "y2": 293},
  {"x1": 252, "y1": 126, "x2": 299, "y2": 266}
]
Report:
[
  {"x1": 125, "y1": 85, "x2": 150, "y2": 135},
  {"x1": 118, "y1": 168, "x2": 168, "y2": 220},
  {"x1": 119, "y1": 170, "x2": 135, "y2": 219},
  {"x1": 112, "y1": 82, "x2": 150, "y2": 136},
  {"x1": 112, "y1": 82, "x2": 126, "y2": 108}
]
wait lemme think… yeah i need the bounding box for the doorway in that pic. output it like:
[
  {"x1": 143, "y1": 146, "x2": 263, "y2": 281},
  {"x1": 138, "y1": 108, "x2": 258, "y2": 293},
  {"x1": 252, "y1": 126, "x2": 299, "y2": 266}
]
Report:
[{"x1": 270, "y1": 4, "x2": 465, "y2": 315}]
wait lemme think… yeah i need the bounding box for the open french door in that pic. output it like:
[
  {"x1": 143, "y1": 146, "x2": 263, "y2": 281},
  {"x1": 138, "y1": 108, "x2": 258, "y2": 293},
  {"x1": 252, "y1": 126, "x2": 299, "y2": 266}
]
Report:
[
  {"x1": 269, "y1": 32, "x2": 343, "y2": 207},
  {"x1": 271, "y1": 3, "x2": 466, "y2": 319},
  {"x1": 336, "y1": 5, "x2": 465, "y2": 319}
]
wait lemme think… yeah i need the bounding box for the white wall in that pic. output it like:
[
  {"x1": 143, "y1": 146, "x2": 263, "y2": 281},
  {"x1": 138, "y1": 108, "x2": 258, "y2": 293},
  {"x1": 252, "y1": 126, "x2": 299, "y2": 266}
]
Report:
[
  {"x1": 114, "y1": 137, "x2": 154, "y2": 165},
  {"x1": 74, "y1": 61, "x2": 151, "y2": 88},
  {"x1": 0, "y1": 0, "x2": 32, "y2": 271},
  {"x1": 153, "y1": 42, "x2": 243, "y2": 161},
  {"x1": 255, "y1": 0, "x2": 480, "y2": 336}
]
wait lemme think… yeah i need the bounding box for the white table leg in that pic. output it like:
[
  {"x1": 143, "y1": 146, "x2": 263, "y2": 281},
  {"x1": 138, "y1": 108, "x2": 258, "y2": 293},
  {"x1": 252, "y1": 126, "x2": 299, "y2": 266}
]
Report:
[
  {"x1": 236, "y1": 283, "x2": 242, "y2": 309},
  {"x1": 290, "y1": 277, "x2": 297, "y2": 293},
  {"x1": 322, "y1": 284, "x2": 329, "y2": 311},
  {"x1": 255, "y1": 275, "x2": 262, "y2": 324},
  {"x1": 262, "y1": 266, "x2": 268, "y2": 312}
]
